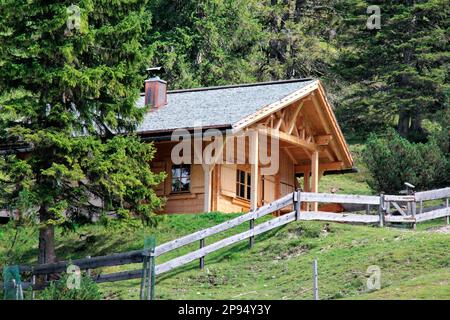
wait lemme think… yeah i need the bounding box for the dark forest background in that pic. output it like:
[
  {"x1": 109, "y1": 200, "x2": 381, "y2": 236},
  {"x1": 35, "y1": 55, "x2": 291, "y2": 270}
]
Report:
[{"x1": 147, "y1": 0, "x2": 449, "y2": 142}]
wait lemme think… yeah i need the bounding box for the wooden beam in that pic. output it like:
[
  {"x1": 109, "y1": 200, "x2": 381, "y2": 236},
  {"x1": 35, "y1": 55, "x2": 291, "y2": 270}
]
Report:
[
  {"x1": 283, "y1": 148, "x2": 298, "y2": 165},
  {"x1": 314, "y1": 135, "x2": 332, "y2": 146},
  {"x1": 311, "y1": 150, "x2": 319, "y2": 211},
  {"x1": 202, "y1": 136, "x2": 232, "y2": 212},
  {"x1": 260, "y1": 128, "x2": 316, "y2": 151},
  {"x1": 310, "y1": 92, "x2": 345, "y2": 162},
  {"x1": 250, "y1": 130, "x2": 259, "y2": 211},
  {"x1": 315, "y1": 85, "x2": 354, "y2": 166},
  {"x1": 232, "y1": 81, "x2": 318, "y2": 132},
  {"x1": 302, "y1": 170, "x2": 310, "y2": 211},
  {"x1": 322, "y1": 148, "x2": 335, "y2": 162},
  {"x1": 287, "y1": 103, "x2": 303, "y2": 134},
  {"x1": 274, "y1": 117, "x2": 283, "y2": 130},
  {"x1": 203, "y1": 165, "x2": 212, "y2": 212},
  {"x1": 295, "y1": 161, "x2": 343, "y2": 173}
]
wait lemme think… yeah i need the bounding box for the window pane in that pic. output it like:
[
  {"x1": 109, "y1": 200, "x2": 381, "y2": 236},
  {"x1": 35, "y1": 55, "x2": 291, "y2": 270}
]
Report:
[
  {"x1": 247, "y1": 186, "x2": 251, "y2": 200},
  {"x1": 247, "y1": 173, "x2": 251, "y2": 186},
  {"x1": 181, "y1": 166, "x2": 190, "y2": 177},
  {"x1": 172, "y1": 168, "x2": 181, "y2": 179},
  {"x1": 180, "y1": 177, "x2": 190, "y2": 191},
  {"x1": 240, "y1": 184, "x2": 245, "y2": 198},
  {"x1": 172, "y1": 179, "x2": 182, "y2": 192},
  {"x1": 239, "y1": 171, "x2": 245, "y2": 184}
]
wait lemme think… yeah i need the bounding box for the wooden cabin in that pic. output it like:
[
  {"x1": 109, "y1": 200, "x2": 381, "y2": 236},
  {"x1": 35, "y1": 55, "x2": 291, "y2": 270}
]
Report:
[{"x1": 136, "y1": 78, "x2": 354, "y2": 214}]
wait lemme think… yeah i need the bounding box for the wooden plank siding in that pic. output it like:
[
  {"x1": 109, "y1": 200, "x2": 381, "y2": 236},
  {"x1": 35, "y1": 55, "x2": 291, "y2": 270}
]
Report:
[{"x1": 151, "y1": 138, "x2": 298, "y2": 214}]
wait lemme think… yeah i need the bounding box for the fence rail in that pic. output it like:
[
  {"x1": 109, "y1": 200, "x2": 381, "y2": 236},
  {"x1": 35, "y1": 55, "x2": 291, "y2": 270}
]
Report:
[
  {"x1": 5, "y1": 187, "x2": 450, "y2": 295},
  {"x1": 414, "y1": 187, "x2": 450, "y2": 201},
  {"x1": 300, "y1": 192, "x2": 380, "y2": 205}
]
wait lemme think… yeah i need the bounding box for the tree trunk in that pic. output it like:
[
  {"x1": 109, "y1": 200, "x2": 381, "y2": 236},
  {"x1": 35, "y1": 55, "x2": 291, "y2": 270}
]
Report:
[
  {"x1": 410, "y1": 112, "x2": 422, "y2": 132},
  {"x1": 38, "y1": 206, "x2": 56, "y2": 264},
  {"x1": 397, "y1": 108, "x2": 410, "y2": 137}
]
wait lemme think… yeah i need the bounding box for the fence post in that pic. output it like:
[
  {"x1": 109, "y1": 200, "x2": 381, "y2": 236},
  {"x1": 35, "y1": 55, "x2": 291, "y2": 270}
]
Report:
[
  {"x1": 147, "y1": 247, "x2": 155, "y2": 300},
  {"x1": 31, "y1": 268, "x2": 35, "y2": 300},
  {"x1": 199, "y1": 239, "x2": 205, "y2": 269},
  {"x1": 86, "y1": 256, "x2": 91, "y2": 278},
  {"x1": 412, "y1": 195, "x2": 417, "y2": 230},
  {"x1": 312, "y1": 259, "x2": 319, "y2": 300},
  {"x1": 294, "y1": 189, "x2": 301, "y2": 221},
  {"x1": 249, "y1": 219, "x2": 255, "y2": 248},
  {"x1": 446, "y1": 198, "x2": 449, "y2": 225},
  {"x1": 140, "y1": 236, "x2": 156, "y2": 300},
  {"x1": 378, "y1": 193, "x2": 385, "y2": 227}
]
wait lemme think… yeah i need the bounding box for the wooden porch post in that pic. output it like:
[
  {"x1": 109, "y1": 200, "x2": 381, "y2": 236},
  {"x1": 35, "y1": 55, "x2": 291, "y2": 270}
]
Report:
[
  {"x1": 302, "y1": 170, "x2": 310, "y2": 211},
  {"x1": 311, "y1": 150, "x2": 319, "y2": 211},
  {"x1": 203, "y1": 165, "x2": 212, "y2": 212},
  {"x1": 303, "y1": 171, "x2": 310, "y2": 192},
  {"x1": 250, "y1": 130, "x2": 259, "y2": 211}
]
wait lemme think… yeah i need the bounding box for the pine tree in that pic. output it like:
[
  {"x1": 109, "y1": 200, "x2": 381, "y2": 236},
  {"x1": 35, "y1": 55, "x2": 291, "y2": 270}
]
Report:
[
  {"x1": 257, "y1": 0, "x2": 342, "y2": 81},
  {"x1": 335, "y1": 0, "x2": 449, "y2": 139},
  {"x1": 147, "y1": 0, "x2": 342, "y2": 88},
  {"x1": 147, "y1": 0, "x2": 264, "y2": 88},
  {"x1": 0, "y1": 1, "x2": 165, "y2": 264}
]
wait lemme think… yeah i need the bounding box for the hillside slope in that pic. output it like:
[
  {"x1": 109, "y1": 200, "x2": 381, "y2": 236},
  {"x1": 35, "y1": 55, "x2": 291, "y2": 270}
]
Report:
[
  {"x1": 137, "y1": 217, "x2": 449, "y2": 300},
  {"x1": 1, "y1": 210, "x2": 449, "y2": 300}
]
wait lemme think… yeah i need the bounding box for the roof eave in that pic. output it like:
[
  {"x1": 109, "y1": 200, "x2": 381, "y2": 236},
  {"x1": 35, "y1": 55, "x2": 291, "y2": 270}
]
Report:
[
  {"x1": 315, "y1": 81, "x2": 354, "y2": 168},
  {"x1": 137, "y1": 124, "x2": 232, "y2": 139},
  {"x1": 231, "y1": 80, "x2": 319, "y2": 134}
]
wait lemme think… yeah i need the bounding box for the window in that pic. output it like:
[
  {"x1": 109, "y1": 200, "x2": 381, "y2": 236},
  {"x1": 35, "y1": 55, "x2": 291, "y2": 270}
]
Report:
[
  {"x1": 236, "y1": 169, "x2": 251, "y2": 200},
  {"x1": 171, "y1": 164, "x2": 190, "y2": 193}
]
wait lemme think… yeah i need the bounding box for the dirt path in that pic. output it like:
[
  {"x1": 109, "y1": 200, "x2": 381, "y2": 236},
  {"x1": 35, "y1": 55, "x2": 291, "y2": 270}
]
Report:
[{"x1": 427, "y1": 225, "x2": 450, "y2": 234}]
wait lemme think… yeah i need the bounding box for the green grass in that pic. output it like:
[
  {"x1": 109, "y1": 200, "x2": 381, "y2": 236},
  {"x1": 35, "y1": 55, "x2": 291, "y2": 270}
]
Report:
[
  {"x1": 1, "y1": 213, "x2": 448, "y2": 300},
  {"x1": 351, "y1": 269, "x2": 450, "y2": 300},
  {"x1": 318, "y1": 144, "x2": 373, "y2": 195},
  {"x1": 1, "y1": 142, "x2": 448, "y2": 300}
]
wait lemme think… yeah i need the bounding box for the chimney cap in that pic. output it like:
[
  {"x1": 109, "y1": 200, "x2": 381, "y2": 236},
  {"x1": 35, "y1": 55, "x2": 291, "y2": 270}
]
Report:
[{"x1": 146, "y1": 66, "x2": 165, "y2": 78}]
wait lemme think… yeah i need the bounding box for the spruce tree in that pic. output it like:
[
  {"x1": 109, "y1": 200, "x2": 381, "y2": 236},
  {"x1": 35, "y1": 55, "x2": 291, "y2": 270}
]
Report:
[
  {"x1": 335, "y1": 0, "x2": 449, "y2": 139},
  {"x1": 0, "y1": 1, "x2": 165, "y2": 264},
  {"x1": 147, "y1": 0, "x2": 264, "y2": 88}
]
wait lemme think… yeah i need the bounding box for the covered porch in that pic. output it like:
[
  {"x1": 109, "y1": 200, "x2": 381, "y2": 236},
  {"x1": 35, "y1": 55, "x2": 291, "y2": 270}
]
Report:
[{"x1": 235, "y1": 82, "x2": 354, "y2": 212}]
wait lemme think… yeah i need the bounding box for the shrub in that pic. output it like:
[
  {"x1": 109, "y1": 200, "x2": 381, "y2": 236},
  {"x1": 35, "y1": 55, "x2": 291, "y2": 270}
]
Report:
[
  {"x1": 40, "y1": 273, "x2": 102, "y2": 300},
  {"x1": 363, "y1": 129, "x2": 448, "y2": 193}
]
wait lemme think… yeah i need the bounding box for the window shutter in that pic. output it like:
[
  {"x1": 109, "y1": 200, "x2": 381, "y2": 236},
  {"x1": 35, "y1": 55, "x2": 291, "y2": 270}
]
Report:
[
  {"x1": 221, "y1": 164, "x2": 236, "y2": 198},
  {"x1": 152, "y1": 161, "x2": 166, "y2": 196},
  {"x1": 190, "y1": 165, "x2": 204, "y2": 193},
  {"x1": 263, "y1": 176, "x2": 276, "y2": 204}
]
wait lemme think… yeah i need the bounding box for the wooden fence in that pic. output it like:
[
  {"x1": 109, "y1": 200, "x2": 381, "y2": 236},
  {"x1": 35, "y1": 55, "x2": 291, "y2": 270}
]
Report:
[{"x1": 5, "y1": 187, "x2": 450, "y2": 294}]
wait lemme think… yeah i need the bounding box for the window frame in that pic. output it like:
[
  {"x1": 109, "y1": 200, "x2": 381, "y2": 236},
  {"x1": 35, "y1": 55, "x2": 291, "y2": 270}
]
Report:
[
  {"x1": 236, "y1": 169, "x2": 251, "y2": 201},
  {"x1": 170, "y1": 164, "x2": 191, "y2": 194}
]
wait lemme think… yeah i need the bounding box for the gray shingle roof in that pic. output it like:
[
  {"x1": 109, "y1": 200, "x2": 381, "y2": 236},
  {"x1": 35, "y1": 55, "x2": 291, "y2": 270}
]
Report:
[{"x1": 136, "y1": 79, "x2": 315, "y2": 133}]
